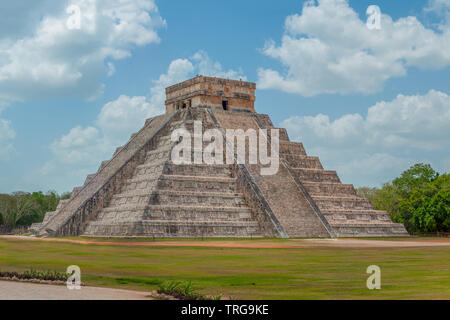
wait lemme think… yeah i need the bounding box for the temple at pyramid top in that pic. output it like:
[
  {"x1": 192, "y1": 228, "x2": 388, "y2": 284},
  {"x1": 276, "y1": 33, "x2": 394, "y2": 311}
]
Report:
[{"x1": 165, "y1": 75, "x2": 256, "y2": 113}]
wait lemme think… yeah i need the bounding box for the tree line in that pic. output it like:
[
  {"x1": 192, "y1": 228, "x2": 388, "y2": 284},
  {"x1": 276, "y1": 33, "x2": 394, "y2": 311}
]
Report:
[
  {"x1": 0, "y1": 163, "x2": 448, "y2": 234},
  {"x1": 357, "y1": 163, "x2": 449, "y2": 234},
  {"x1": 0, "y1": 191, "x2": 70, "y2": 229}
]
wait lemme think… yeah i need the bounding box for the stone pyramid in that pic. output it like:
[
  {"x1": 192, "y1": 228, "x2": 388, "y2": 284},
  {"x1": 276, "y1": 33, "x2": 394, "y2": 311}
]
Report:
[{"x1": 32, "y1": 76, "x2": 408, "y2": 238}]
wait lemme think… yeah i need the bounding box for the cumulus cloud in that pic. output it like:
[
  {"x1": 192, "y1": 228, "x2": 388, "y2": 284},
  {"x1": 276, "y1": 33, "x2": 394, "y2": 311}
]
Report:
[
  {"x1": 0, "y1": 0, "x2": 166, "y2": 104},
  {"x1": 49, "y1": 126, "x2": 102, "y2": 167},
  {"x1": 0, "y1": 117, "x2": 16, "y2": 161},
  {"x1": 192, "y1": 51, "x2": 247, "y2": 80},
  {"x1": 425, "y1": 0, "x2": 450, "y2": 13},
  {"x1": 40, "y1": 52, "x2": 245, "y2": 191},
  {"x1": 258, "y1": 0, "x2": 450, "y2": 96},
  {"x1": 282, "y1": 90, "x2": 450, "y2": 186}
]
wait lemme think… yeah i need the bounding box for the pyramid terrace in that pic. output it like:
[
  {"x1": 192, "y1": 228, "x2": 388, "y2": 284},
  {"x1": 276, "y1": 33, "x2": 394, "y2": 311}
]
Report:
[{"x1": 31, "y1": 76, "x2": 408, "y2": 238}]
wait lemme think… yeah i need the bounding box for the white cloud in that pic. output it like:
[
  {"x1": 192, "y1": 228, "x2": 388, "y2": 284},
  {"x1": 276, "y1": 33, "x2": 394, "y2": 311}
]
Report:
[
  {"x1": 97, "y1": 95, "x2": 162, "y2": 145},
  {"x1": 39, "y1": 51, "x2": 245, "y2": 191},
  {"x1": 0, "y1": 117, "x2": 16, "y2": 161},
  {"x1": 425, "y1": 0, "x2": 450, "y2": 13},
  {"x1": 192, "y1": 50, "x2": 247, "y2": 80},
  {"x1": 0, "y1": 0, "x2": 166, "y2": 104},
  {"x1": 49, "y1": 126, "x2": 102, "y2": 167},
  {"x1": 258, "y1": 0, "x2": 450, "y2": 96},
  {"x1": 282, "y1": 90, "x2": 450, "y2": 186}
]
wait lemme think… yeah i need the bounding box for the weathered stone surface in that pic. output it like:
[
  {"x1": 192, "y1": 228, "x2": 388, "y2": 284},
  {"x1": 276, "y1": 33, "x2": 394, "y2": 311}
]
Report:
[
  {"x1": 212, "y1": 110, "x2": 333, "y2": 238},
  {"x1": 81, "y1": 110, "x2": 268, "y2": 238},
  {"x1": 35, "y1": 76, "x2": 408, "y2": 238},
  {"x1": 37, "y1": 111, "x2": 177, "y2": 237},
  {"x1": 165, "y1": 75, "x2": 256, "y2": 113},
  {"x1": 252, "y1": 112, "x2": 408, "y2": 237}
]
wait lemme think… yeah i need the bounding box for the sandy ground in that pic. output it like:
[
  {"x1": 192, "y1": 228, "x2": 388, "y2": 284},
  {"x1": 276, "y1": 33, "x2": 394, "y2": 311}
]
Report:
[
  {"x1": 2, "y1": 235, "x2": 450, "y2": 249},
  {"x1": 0, "y1": 280, "x2": 155, "y2": 300}
]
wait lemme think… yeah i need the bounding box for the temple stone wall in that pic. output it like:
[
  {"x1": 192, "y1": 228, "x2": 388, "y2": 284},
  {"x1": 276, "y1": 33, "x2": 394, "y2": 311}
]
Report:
[{"x1": 165, "y1": 76, "x2": 256, "y2": 113}]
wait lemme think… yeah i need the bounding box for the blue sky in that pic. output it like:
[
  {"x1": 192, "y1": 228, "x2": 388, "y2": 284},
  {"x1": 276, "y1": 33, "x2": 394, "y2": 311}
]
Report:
[{"x1": 0, "y1": 0, "x2": 449, "y2": 193}]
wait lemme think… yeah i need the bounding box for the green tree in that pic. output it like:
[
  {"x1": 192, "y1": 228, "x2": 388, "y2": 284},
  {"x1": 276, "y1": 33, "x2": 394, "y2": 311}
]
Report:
[
  {"x1": 410, "y1": 174, "x2": 450, "y2": 233},
  {"x1": 27, "y1": 191, "x2": 60, "y2": 224},
  {"x1": 60, "y1": 192, "x2": 71, "y2": 200},
  {"x1": 357, "y1": 164, "x2": 448, "y2": 234},
  {"x1": 392, "y1": 163, "x2": 439, "y2": 197},
  {"x1": 356, "y1": 187, "x2": 378, "y2": 201},
  {"x1": 0, "y1": 190, "x2": 69, "y2": 228},
  {"x1": 0, "y1": 192, "x2": 38, "y2": 228}
]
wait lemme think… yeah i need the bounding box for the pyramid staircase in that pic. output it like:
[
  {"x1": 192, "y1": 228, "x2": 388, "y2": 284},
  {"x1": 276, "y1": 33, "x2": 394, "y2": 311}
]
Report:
[
  {"x1": 83, "y1": 117, "x2": 262, "y2": 237},
  {"x1": 253, "y1": 114, "x2": 408, "y2": 237},
  {"x1": 32, "y1": 107, "x2": 408, "y2": 238}
]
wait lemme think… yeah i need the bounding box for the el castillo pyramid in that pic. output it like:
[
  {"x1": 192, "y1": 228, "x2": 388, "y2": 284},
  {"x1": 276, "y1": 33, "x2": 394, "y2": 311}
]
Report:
[{"x1": 32, "y1": 76, "x2": 408, "y2": 238}]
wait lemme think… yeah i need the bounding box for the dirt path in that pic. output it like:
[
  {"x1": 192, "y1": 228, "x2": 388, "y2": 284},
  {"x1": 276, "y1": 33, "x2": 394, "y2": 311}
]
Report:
[
  {"x1": 2, "y1": 235, "x2": 450, "y2": 249},
  {"x1": 0, "y1": 280, "x2": 155, "y2": 300}
]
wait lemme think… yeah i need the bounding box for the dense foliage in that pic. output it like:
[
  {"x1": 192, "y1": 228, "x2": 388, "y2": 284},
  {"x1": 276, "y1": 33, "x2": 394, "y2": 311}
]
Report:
[
  {"x1": 357, "y1": 164, "x2": 449, "y2": 234},
  {"x1": 0, "y1": 191, "x2": 70, "y2": 228}
]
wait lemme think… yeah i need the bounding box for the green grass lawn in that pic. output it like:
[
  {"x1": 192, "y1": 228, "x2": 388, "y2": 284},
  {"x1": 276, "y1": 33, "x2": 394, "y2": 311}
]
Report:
[{"x1": 0, "y1": 237, "x2": 449, "y2": 299}]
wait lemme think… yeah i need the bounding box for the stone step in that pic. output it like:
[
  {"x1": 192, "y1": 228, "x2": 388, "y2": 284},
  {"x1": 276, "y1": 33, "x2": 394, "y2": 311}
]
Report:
[
  {"x1": 170, "y1": 151, "x2": 228, "y2": 163},
  {"x1": 29, "y1": 223, "x2": 42, "y2": 233},
  {"x1": 83, "y1": 220, "x2": 263, "y2": 238},
  {"x1": 56, "y1": 199, "x2": 70, "y2": 210},
  {"x1": 134, "y1": 159, "x2": 168, "y2": 177},
  {"x1": 270, "y1": 128, "x2": 290, "y2": 141},
  {"x1": 163, "y1": 162, "x2": 233, "y2": 178},
  {"x1": 71, "y1": 186, "x2": 83, "y2": 198},
  {"x1": 312, "y1": 195, "x2": 373, "y2": 210},
  {"x1": 122, "y1": 178, "x2": 158, "y2": 193},
  {"x1": 145, "y1": 145, "x2": 172, "y2": 159},
  {"x1": 168, "y1": 120, "x2": 185, "y2": 128},
  {"x1": 167, "y1": 120, "x2": 212, "y2": 133},
  {"x1": 98, "y1": 160, "x2": 109, "y2": 173},
  {"x1": 110, "y1": 190, "x2": 247, "y2": 207},
  {"x1": 283, "y1": 155, "x2": 323, "y2": 169},
  {"x1": 280, "y1": 141, "x2": 306, "y2": 156},
  {"x1": 332, "y1": 223, "x2": 409, "y2": 237},
  {"x1": 151, "y1": 191, "x2": 247, "y2": 207},
  {"x1": 113, "y1": 146, "x2": 124, "y2": 156},
  {"x1": 97, "y1": 205, "x2": 253, "y2": 222},
  {"x1": 42, "y1": 211, "x2": 57, "y2": 224},
  {"x1": 144, "y1": 117, "x2": 154, "y2": 127},
  {"x1": 146, "y1": 141, "x2": 226, "y2": 163},
  {"x1": 122, "y1": 174, "x2": 237, "y2": 193},
  {"x1": 322, "y1": 209, "x2": 392, "y2": 222},
  {"x1": 293, "y1": 168, "x2": 341, "y2": 183},
  {"x1": 327, "y1": 217, "x2": 393, "y2": 224},
  {"x1": 157, "y1": 175, "x2": 237, "y2": 193},
  {"x1": 303, "y1": 182, "x2": 356, "y2": 197},
  {"x1": 155, "y1": 135, "x2": 174, "y2": 148},
  {"x1": 169, "y1": 119, "x2": 196, "y2": 128},
  {"x1": 255, "y1": 114, "x2": 274, "y2": 129},
  {"x1": 146, "y1": 145, "x2": 223, "y2": 163},
  {"x1": 145, "y1": 149, "x2": 172, "y2": 163},
  {"x1": 84, "y1": 174, "x2": 96, "y2": 186}
]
